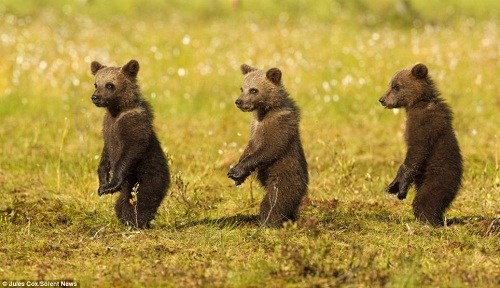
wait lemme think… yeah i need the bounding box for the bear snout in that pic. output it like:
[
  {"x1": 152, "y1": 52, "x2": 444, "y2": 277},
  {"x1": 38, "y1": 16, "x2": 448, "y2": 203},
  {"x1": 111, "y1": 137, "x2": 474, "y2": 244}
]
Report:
[
  {"x1": 379, "y1": 96, "x2": 395, "y2": 109},
  {"x1": 234, "y1": 99, "x2": 253, "y2": 111},
  {"x1": 235, "y1": 99, "x2": 243, "y2": 107},
  {"x1": 92, "y1": 94, "x2": 105, "y2": 107},
  {"x1": 379, "y1": 97, "x2": 386, "y2": 106}
]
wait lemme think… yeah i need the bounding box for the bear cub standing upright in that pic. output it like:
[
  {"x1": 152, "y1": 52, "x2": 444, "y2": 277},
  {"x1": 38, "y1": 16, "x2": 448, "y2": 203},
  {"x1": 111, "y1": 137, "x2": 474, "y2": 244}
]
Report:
[
  {"x1": 379, "y1": 63, "x2": 463, "y2": 226},
  {"x1": 228, "y1": 64, "x2": 309, "y2": 227},
  {"x1": 90, "y1": 59, "x2": 170, "y2": 228}
]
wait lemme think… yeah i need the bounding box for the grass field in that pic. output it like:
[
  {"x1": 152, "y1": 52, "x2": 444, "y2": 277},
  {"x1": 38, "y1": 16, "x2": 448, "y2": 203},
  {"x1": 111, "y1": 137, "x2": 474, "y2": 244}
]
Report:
[{"x1": 0, "y1": 0, "x2": 498, "y2": 287}]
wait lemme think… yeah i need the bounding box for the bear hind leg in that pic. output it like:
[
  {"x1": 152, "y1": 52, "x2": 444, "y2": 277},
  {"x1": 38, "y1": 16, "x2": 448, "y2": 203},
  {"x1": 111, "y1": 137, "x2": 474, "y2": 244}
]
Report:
[
  {"x1": 115, "y1": 179, "x2": 167, "y2": 228},
  {"x1": 259, "y1": 185, "x2": 303, "y2": 228},
  {"x1": 412, "y1": 185, "x2": 448, "y2": 226},
  {"x1": 115, "y1": 190, "x2": 142, "y2": 228}
]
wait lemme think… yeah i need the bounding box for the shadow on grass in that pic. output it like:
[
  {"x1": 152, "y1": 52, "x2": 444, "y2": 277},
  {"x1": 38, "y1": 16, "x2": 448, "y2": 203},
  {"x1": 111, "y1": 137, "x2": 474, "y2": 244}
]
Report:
[
  {"x1": 169, "y1": 213, "x2": 260, "y2": 230},
  {"x1": 447, "y1": 215, "x2": 499, "y2": 236},
  {"x1": 446, "y1": 215, "x2": 487, "y2": 226}
]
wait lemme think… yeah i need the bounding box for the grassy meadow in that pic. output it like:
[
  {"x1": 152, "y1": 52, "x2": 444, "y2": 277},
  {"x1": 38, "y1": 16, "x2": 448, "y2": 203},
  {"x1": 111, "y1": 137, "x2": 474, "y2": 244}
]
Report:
[{"x1": 0, "y1": 0, "x2": 498, "y2": 287}]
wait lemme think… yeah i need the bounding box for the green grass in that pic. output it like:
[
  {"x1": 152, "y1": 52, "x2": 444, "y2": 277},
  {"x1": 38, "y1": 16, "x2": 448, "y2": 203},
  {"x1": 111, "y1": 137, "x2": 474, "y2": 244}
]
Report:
[{"x1": 0, "y1": 0, "x2": 498, "y2": 287}]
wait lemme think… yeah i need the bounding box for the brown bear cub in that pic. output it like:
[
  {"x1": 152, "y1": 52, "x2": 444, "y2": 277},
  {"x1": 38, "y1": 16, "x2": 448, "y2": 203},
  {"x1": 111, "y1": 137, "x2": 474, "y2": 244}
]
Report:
[
  {"x1": 228, "y1": 64, "x2": 309, "y2": 227},
  {"x1": 379, "y1": 63, "x2": 463, "y2": 226},
  {"x1": 90, "y1": 59, "x2": 170, "y2": 228}
]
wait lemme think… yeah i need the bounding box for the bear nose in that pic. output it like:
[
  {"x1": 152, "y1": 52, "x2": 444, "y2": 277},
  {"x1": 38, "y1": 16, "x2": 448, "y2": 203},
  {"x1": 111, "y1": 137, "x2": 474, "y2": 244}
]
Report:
[
  {"x1": 378, "y1": 97, "x2": 384, "y2": 104},
  {"x1": 91, "y1": 95, "x2": 99, "y2": 102},
  {"x1": 235, "y1": 99, "x2": 242, "y2": 106}
]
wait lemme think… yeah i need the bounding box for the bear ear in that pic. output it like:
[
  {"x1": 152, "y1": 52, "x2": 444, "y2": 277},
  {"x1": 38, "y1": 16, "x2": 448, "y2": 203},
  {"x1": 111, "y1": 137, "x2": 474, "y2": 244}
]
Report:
[
  {"x1": 91, "y1": 61, "x2": 105, "y2": 75},
  {"x1": 411, "y1": 63, "x2": 428, "y2": 79},
  {"x1": 241, "y1": 64, "x2": 257, "y2": 75},
  {"x1": 266, "y1": 68, "x2": 282, "y2": 85},
  {"x1": 122, "y1": 59, "x2": 140, "y2": 78}
]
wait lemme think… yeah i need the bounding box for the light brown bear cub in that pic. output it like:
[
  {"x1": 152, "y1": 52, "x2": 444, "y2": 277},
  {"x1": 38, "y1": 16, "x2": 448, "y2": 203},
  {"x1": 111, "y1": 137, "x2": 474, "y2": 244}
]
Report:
[
  {"x1": 379, "y1": 63, "x2": 463, "y2": 226},
  {"x1": 228, "y1": 64, "x2": 309, "y2": 228},
  {"x1": 91, "y1": 59, "x2": 170, "y2": 228}
]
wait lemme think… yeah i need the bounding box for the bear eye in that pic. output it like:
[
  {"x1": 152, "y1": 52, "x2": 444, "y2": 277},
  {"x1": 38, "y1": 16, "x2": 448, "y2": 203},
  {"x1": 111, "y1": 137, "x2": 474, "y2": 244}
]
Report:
[
  {"x1": 392, "y1": 84, "x2": 400, "y2": 91},
  {"x1": 105, "y1": 83, "x2": 115, "y2": 90},
  {"x1": 249, "y1": 88, "x2": 258, "y2": 94}
]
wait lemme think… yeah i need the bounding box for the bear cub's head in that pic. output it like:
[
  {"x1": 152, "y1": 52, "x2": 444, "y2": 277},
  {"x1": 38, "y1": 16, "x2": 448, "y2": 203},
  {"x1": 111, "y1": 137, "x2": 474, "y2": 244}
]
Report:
[
  {"x1": 235, "y1": 64, "x2": 284, "y2": 112},
  {"x1": 90, "y1": 59, "x2": 140, "y2": 108},
  {"x1": 379, "y1": 63, "x2": 436, "y2": 109}
]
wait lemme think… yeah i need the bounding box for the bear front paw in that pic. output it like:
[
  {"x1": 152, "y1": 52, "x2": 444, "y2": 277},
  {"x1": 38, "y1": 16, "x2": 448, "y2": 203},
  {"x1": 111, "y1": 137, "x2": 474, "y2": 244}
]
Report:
[
  {"x1": 227, "y1": 166, "x2": 250, "y2": 186},
  {"x1": 397, "y1": 190, "x2": 408, "y2": 200},
  {"x1": 397, "y1": 179, "x2": 411, "y2": 200},
  {"x1": 98, "y1": 179, "x2": 122, "y2": 196},
  {"x1": 386, "y1": 178, "x2": 399, "y2": 194}
]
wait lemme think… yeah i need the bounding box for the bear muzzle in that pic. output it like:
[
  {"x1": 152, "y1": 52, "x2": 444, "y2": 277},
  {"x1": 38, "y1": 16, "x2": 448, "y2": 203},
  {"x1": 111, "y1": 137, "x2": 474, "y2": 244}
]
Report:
[
  {"x1": 91, "y1": 94, "x2": 106, "y2": 107},
  {"x1": 379, "y1": 97, "x2": 387, "y2": 106},
  {"x1": 379, "y1": 95, "x2": 394, "y2": 108},
  {"x1": 235, "y1": 99, "x2": 253, "y2": 112}
]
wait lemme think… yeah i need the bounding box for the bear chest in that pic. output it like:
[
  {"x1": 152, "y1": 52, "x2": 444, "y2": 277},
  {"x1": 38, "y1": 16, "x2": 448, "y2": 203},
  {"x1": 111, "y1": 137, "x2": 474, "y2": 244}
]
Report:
[{"x1": 102, "y1": 116, "x2": 124, "y2": 163}]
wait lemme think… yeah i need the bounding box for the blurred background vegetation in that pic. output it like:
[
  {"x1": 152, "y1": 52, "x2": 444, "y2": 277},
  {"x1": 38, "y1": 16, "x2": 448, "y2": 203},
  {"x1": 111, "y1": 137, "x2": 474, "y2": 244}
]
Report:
[{"x1": 1, "y1": 0, "x2": 499, "y2": 24}]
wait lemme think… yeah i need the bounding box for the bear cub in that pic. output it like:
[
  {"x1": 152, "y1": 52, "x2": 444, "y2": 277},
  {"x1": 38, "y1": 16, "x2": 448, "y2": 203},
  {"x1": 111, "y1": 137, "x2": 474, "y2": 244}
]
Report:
[
  {"x1": 379, "y1": 63, "x2": 463, "y2": 226},
  {"x1": 228, "y1": 64, "x2": 309, "y2": 227},
  {"x1": 90, "y1": 59, "x2": 170, "y2": 228}
]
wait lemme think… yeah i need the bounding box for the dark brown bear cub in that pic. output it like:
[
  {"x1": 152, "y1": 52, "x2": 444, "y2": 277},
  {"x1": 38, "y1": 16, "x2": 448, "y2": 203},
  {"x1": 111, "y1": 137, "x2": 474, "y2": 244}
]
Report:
[
  {"x1": 379, "y1": 63, "x2": 463, "y2": 226},
  {"x1": 90, "y1": 59, "x2": 170, "y2": 228},
  {"x1": 228, "y1": 64, "x2": 309, "y2": 228}
]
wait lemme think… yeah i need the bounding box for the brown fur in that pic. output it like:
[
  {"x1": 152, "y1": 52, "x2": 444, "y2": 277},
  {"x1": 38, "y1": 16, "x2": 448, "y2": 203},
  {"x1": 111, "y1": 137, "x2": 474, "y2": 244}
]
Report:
[
  {"x1": 228, "y1": 64, "x2": 309, "y2": 227},
  {"x1": 379, "y1": 63, "x2": 463, "y2": 226},
  {"x1": 91, "y1": 59, "x2": 170, "y2": 228}
]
